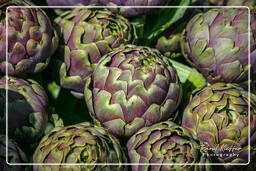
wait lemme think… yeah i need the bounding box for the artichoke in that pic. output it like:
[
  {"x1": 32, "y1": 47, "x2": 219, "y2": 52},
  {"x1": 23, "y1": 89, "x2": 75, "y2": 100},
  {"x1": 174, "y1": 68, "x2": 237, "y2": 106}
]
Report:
[
  {"x1": 99, "y1": 0, "x2": 167, "y2": 17},
  {"x1": 197, "y1": 0, "x2": 255, "y2": 7},
  {"x1": 85, "y1": 45, "x2": 182, "y2": 137},
  {"x1": 0, "y1": 76, "x2": 48, "y2": 143},
  {"x1": 127, "y1": 121, "x2": 213, "y2": 171},
  {"x1": 46, "y1": 0, "x2": 98, "y2": 6},
  {"x1": 182, "y1": 83, "x2": 256, "y2": 169},
  {"x1": 208, "y1": 0, "x2": 226, "y2": 5},
  {"x1": 33, "y1": 122, "x2": 127, "y2": 171},
  {"x1": 156, "y1": 33, "x2": 182, "y2": 56},
  {"x1": 182, "y1": 8, "x2": 256, "y2": 84},
  {"x1": 46, "y1": 0, "x2": 165, "y2": 17},
  {"x1": 208, "y1": 0, "x2": 256, "y2": 7},
  {"x1": 226, "y1": 0, "x2": 256, "y2": 6},
  {"x1": 0, "y1": 0, "x2": 58, "y2": 76},
  {"x1": 0, "y1": 135, "x2": 27, "y2": 171},
  {"x1": 55, "y1": 8, "x2": 135, "y2": 98}
]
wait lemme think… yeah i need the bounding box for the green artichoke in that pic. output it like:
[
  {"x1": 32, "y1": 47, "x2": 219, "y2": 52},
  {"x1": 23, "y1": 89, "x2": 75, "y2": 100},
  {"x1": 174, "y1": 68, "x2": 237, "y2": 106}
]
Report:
[
  {"x1": 182, "y1": 83, "x2": 256, "y2": 169},
  {"x1": 0, "y1": 0, "x2": 58, "y2": 76},
  {"x1": 33, "y1": 122, "x2": 127, "y2": 171},
  {"x1": 55, "y1": 8, "x2": 136, "y2": 98},
  {"x1": 85, "y1": 45, "x2": 182, "y2": 137},
  {"x1": 127, "y1": 121, "x2": 213, "y2": 171},
  {"x1": 182, "y1": 8, "x2": 255, "y2": 84},
  {"x1": 0, "y1": 135, "x2": 27, "y2": 171},
  {"x1": 0, "y1": 76, "x2": 48, "y2": 143}
]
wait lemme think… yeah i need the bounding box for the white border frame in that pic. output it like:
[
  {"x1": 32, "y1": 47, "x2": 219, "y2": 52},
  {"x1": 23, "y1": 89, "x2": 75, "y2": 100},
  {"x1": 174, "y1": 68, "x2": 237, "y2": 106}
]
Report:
[{"x1": 5, "y1": 5, "x2": 251, "y2": 167}]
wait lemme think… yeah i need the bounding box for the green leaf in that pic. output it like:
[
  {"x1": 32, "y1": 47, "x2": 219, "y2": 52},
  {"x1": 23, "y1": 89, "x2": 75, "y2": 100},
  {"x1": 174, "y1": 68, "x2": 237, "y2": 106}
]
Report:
[
  {"x1": 131, "y1": 16, "x2": 146, "y2": 42},
  {"x1": 52, "y1": 88, "x2": 92, "y2": 126},
  {"x1": 143, "y1": 0, "x2": 190, "y2": 44},
  {"x1": 188, "y1": 69, "x2": 207, "y2": 88},
  {"x1": 169, "y1": 59, "x2": 206, "y2": 88}
]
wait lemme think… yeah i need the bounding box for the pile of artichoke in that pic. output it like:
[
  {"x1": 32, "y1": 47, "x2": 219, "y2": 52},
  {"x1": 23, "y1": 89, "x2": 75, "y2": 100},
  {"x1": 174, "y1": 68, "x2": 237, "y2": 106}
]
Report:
[{"x1": 1, "y1": 0, "x2": 255, "y2": 171}]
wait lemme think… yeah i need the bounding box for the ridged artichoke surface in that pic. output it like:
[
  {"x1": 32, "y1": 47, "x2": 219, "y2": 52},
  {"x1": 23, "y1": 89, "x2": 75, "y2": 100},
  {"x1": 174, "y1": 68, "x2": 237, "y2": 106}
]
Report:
[
  {"x1": 182, "y1": 8, "x2": 256, "y2": 84},
  {"x1": 182, "y1": 83, "x2": 256, "y2": 169},
  {"x1": 46, "y1": 0, "x2": 166, "y2": 17},
  {"x1": 99, "y1": 0, "x2": 167, "y2": 17},
  {"x1": 33, "y1": 122, "x2": 128, "y2": 171},
  {"x1": 55, "y1": 8, "x2": 135, "y2": 98},
  {"x1": 127, "y1": 121, "x2": 213, "y2": 171},
  {"x1": 46, "y1": 0, "x2": 98, "y2": 6},
  {"x1": 0, "y1": 0, "x2": 58, "y2": 76},
  {"x1": 85, "y1": 45, "x2": 182, "y2": 137},
  {"x1": 0, "y1": 76, "x2": 48, "y2": 143},
  {"x1": 208, "y1": 0, "x2": 256, "y2": 7},
  {"x1": 156, "y1": 33, "x2": 182, "y2": 55},
  {"x1": 0, "y1": 135, "x2": 27, "y2": 171}
]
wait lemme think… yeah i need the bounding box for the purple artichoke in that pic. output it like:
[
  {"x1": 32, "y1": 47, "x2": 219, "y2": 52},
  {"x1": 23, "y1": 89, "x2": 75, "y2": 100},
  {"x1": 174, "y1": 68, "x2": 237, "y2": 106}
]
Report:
[
  {"x1": 0, "y1": 0, "x2": 58, "y2": 76},
  {"x1": 207, "y1": 0, "x2": 256, "y2": 7},
  {"x1": 46, "y1": 0, "x2": 166, "y2": 17},
  {"x1": 182, "y1": 8, "x2": 256, "y2": 84},
  {"x1": 55, "y1": 8, "x2": 136, "y2": 98},
  {"x1": 0, "y1": 135, "x2": 27, "y2": 171},
  {"x1": 84, "y1": 45, "x2": 182, "y2": 137},
  {"x1": 226, "y1": 0, "x2": 256, "y2": 6},
  {"x1": 33, "y1": 122, "x2": 127, "y2": 171},
  {"x1": 182, "y1": 83, "x2": 256, "y2": 169},
  {"x1": 99, "y1": 0, "x2": 167, "y2": 17},
  {"x1": 127, "y1": 121, "x2": 213, "y2": 171},
  {"x1": 0, "y1": 76, "x2": 48, "y2": 143},
  {"x1": 46, "y1": 0, "x2": 98, "y2": 6}
]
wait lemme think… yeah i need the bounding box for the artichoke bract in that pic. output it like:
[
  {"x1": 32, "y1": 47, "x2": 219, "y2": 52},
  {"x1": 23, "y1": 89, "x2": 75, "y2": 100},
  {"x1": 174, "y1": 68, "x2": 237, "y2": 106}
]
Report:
[
  {"x1": 85, "y1": 45, "x2": 182, "y2": 137},
  {"x1": 33, "y1": 122, "x2": 127, "y2": 171},
  {"x1": 46, "y1": 0, "x2": 98, "y2": 6},
  {"x1": 46, "y1": 0, "x2": 165, "y2": 17},
  {"x1": 0, "y1": 135, "x2": 27, "y2": 171},
  {"x1": 182, "y1": 8, "x2": 255, "y2": 84},
  {"x1": 226, "y1": 0, "x2": 256, "y2": 6},
  {"x1": 0, "y1": 0, "x2": 58, "y2": 76},
  {"x1": 182, "y1": 83, "x2": 256, "y2": 169},
  {"x1": 127, "y1": 121, "x2": 212, "y2": 171},
  {"x1": 0, "y1": 76, "x2": 48, "y2": 143},
  {"x1": 55, "y1": 8, "x2": 135, "y2": 98},
  {"x1": 99, "y1": 0, "x2": 166, "y2": 17},
  {"x1": 207, "y1": 0, "x2": 256, "y2": 7},
  {"x1": 156, "y1": 33, "x2": 182, "y2": 56}
]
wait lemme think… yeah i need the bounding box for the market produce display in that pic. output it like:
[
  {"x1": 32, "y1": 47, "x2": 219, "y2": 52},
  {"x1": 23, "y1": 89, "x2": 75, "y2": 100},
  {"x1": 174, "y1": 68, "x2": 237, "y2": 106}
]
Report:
[{"x1": 1, "y1": 0, "x2": 256, "y2": 170}]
